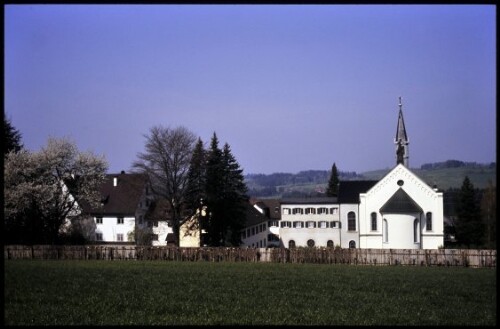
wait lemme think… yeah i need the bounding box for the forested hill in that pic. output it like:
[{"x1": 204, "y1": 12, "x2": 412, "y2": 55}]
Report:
[{"x1": 245, "y1": 161, "x2": 496, "y2": 198}]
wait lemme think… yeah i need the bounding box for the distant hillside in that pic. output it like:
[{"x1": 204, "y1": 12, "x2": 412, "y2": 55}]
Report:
[{"x1": 245, "y1": 161, "x2": 496, "y2": 198}]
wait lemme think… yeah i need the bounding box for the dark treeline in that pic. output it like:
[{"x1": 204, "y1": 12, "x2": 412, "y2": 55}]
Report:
[{"x1": 420, "y1": 160, "x2": 496, "y2": 170}]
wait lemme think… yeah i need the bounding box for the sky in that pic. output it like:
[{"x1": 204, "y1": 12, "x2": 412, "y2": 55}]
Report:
[{"x1": 5, "y1": 5, "x2": 496, "y2": 175}]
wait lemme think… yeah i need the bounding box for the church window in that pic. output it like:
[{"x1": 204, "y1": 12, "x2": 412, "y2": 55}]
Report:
[
  {"x1": 371, "y1": 212, "x2": 377, "y2": 231},
  {"x1": 414, "y1": 218, "x2": 419, "y2": 243},
  {"x1": 426, "y1": 212, "x2": 433, "y2": 231},
  {"x1": 288, "y1": 240, "x2": 296, "y2": 248},
  {"x1": 307, "y1": 239, "x2": 315, "y2": 247},
  {"x1": 349, "y1": 240, "x2": 356, "y2": 248},
  {"x1": 383, "y1": 219, "x2": 388, "y2": 242},
  {"x1": 327, "y1": 240, "x2": 334, "y2": 247},
  {"x1": 397, "y1": 180, "x2": 404, "y2": 186},
  {"x1": 347, "y1": 212, "x2": 356, "y2": 231}
]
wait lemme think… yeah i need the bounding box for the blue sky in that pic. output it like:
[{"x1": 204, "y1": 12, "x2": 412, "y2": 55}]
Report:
[{"x1": 5, "y1": 5, "x2": 496, "y2": 175}]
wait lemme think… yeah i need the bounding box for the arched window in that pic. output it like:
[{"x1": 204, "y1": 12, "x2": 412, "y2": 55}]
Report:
[
  {"x1": 288, "y1": 240, "x2": 296, "y2": 249},
  {"x1": 327, "y1": 240, "x2": 334, "y2": 247},
  {"x1": 383, "y1": 219, "x2": 388, "y2": 243},
  {"x1": 426, "y1": 212, "x2": 432, "y2": 231},
  {"x1": 414, "y1": 218, "x2": 419, "y2": 243},
  {"x1": 307, "y1": 239, "x2": 315, "y2": 247},
  {"x1": 349, "y1": 240, "x2": 356, "y2": 248},
  {"x1": 371, "y1": 212, "x2": 377, "y2": 231},
  {"x1": 347, "y1": 212, "x2": 356, "y2": 231}
]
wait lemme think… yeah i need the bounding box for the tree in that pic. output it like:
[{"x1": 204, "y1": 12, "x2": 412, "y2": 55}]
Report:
[
  {"x1": 185, "y1": 138, "x2": 206, "y2": 211},
  {"x1": 326, "y1": 162, "x2": 339, "y2": 197},
  {"x1": 4, "y1": 115, "x2": 23, "y2": 154},
  {"x1": 132, "y1": 125, "x2": 197, "y2": 244},
  {"x1": 202, "y1": 134, "x2": 248, "y2": 246},
  {"x1": 4, "y1": 137, "x2": 108, "y2": 244},
  {"x1": 454, "y1": 176, "x2": 484, "y2": 248},
  {"x1": 481, "y1": 180, "x2": 496, "y2": 249},
  {"x1": 220, "y1": 142, "x2": 248, "y2": 246}
]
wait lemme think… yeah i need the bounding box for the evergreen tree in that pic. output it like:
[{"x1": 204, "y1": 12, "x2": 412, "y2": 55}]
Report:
[
  {"x1": 326, "y1": 162, "x2": 339, "y2": 197},
  {"x1": 4, "y1": 116, "x2": 23, "y2": 155},
  {"x1": 480, "y1": 180, "x2": 496, "y2": 249},
  {"x1": 221, "y1": 142, "x2": 248, "y2": 246},
  {"x1": 205, "y1": 133, "x2": 225, "y2": 246},
  {"x1": 454, "y1": 176, "x2": 484, "y2": 248},
  {"x1": 185, "y1": 138, "x2": 206, "y2": 211}
]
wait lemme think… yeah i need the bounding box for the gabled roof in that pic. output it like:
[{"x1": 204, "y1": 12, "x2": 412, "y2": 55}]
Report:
[
  {"x1": 253, "y1": 198, "x2": 282, "y2": 220},
  {"x1": 338, "y1": 180, "x2": 378, "y2": 203},
  {"x1": 380, "y1": 188, "x2": 423, "y2": 214},
  {"x1": 81, "y1": 173, "x2": 147, "y2": 216}
]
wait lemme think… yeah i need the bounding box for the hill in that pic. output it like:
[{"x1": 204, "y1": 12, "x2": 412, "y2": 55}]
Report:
[{"x1": 245, "y1": 161, "x2": 496, "y2": 198}]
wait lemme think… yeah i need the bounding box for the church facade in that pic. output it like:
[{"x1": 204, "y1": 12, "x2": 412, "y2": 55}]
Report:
[{"x1": 249, "y1": 98, "x2": 444, "y2": 249}]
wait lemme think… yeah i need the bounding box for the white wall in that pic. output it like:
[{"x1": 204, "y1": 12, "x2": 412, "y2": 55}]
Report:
[{"x1": 94, "y1": 216, "x2": 135, "y2": 242}]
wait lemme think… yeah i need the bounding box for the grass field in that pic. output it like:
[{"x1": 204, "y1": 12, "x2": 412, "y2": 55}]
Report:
[{"x1": 4, "y1": 260, "x2": 496, "y2": 325}]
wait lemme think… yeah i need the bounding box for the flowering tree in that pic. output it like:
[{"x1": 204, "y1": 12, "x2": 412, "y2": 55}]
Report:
[{"x1": 4, "y1": 137, "x2": 108, "y2": 244}]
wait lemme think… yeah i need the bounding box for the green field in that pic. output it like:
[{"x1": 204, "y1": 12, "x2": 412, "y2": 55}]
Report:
[{"x1": 4, "y1": 260, "x2": 496, "y2": 325}]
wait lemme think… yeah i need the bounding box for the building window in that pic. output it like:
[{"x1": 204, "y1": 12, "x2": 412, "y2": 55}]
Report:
[
  {"x1": 319, "y1": 221, "x2": 328, "y2": 228},
  {"x1": 318, "y1": 207, "x2": 328, "y2": 214},
  {"x1": 96, "y1": 233, "x2": 103, "y2": 241},
  {"x1": 327, "y1": 240, "x2": 334, "y2": 248},
  {"x1": 349, "y1": 240, "x2": 356, "y2": 249},
  {"x1": 281, "y1": 221, "x2": 291, "y2": 228},
  {"x1": 96, "y1": 217, "x2": 103, "y2": 224},
  {"x1": 347, "y1": 212, "x2": 356, "y2": 231},
  {"x1": 426, "y1": 212, "x2": 432, "y2": 231},
  {"x1": 151, "y1": 234, "x2": 158, "y2": 241},
  {"x1": 330, "y1": 221, "x2": 337, "y2": 228},
  {"x1": 329, "y1": 207, "x2": 338, "y2": 214},
  {"x1": 305, "y1": 207, "x2": 316, "y2": 215},
  {"x1": 283, "y1": 208, "x2": 291, "y2": 215},
  {"x1": 288, "y1": 240, "x2": 296, "y2": 248},
  {"x1": 371, "y1": 212, "x2": 377, "y2": 231},
  {"x1": 293, "y1": 221, "x2": 303, "y2": 228},
  {"x1": 246, "y1": 229, "x2": 250, "y2": 236},
  {"x1": 292, "y1": 208, "x2": 304, "y2": 215},
  {"x1": 117, "y1": 217, "x2": 124, "y2": 224},
  {"x1": 117, "y1": 233, "x2": 124, "y2": 242},
  {"x1": 154, "y1": 221, "x2": 158, "y2": 227},
  {"x1": 268, "y1": 220, "x2": 279, "y2": 227},
  {"x1": 383, "y1": 219, "x2": 388, "y2": 243},
  {"x1": 268, "y1": 234, "x2": 279, "y2": 242},
  {"x1": 307, "y1": 239, "x2": 315, "y2": 247},
  {"x1": 306, "y1": 221, "x2": 316, "y2": 228},
  {"x1": 251, "y1": 227, "x2": 255, "y2": 235}
]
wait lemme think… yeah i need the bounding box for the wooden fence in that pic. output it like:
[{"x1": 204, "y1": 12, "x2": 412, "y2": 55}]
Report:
[{"x1": 4, "y1": 245, "x2": 496, "y2": 268}]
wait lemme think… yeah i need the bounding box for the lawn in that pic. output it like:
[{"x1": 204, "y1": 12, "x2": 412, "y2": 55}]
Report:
[{"x1": 4, "y1": 260, "x2": 497, "y2": 325}]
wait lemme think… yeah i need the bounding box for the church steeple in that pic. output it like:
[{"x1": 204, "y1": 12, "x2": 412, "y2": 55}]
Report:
[{"x1": 395, "y1": 97, "x2": 409, "y2": 167}]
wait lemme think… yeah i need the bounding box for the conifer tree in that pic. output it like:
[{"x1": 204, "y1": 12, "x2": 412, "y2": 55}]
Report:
[
  {"x1": 185, "y1": 138, "x2": 206, "y2": 211},
  {"x1": 4, "y1": 116, "x2": 23, "y2": 155},
  {"x1": 454, "y1": 176, "x2": 484, "y2": 248},
  {"x1": 221, "y1": 142, "x2": 248, "y2": 246},
  {"x1": 326, "y1": 162, "x2": 339, "y2": 197}
]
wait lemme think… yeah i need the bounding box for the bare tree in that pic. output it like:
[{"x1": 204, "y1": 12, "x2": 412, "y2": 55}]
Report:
[{"x1": 133, "y1": 125, "x2": 197, "y2": 244}]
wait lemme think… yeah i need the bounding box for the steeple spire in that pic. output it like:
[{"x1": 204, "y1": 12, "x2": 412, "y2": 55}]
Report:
[{"x1": 395, "y1": 97, "x2": 409, "y2": 167}]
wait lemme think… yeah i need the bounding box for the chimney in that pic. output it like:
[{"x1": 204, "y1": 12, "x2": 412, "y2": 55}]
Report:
[{"x1": 113, "y1": 177, "x2": 118, "y2": 187}]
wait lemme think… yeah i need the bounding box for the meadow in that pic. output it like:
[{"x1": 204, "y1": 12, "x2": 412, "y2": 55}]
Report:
[{"x1": 4, "y1": 260, "x2": 496, "y2": 325}]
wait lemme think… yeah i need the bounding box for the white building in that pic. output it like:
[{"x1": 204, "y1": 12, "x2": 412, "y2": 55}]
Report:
[{"x1": 249, "y1": 98, "x2": 444, "y2": 249}]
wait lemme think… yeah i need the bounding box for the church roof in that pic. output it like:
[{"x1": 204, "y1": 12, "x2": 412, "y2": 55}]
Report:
[
  {"x1": 380, "y1": 188, "x2": 423, "y2": 213},
  {"x1": 338, "y1": 180, "x2": 378, "y2": 203},
  {"x1": 395, "y1": 99, "x2": 408, "y2": 142}
]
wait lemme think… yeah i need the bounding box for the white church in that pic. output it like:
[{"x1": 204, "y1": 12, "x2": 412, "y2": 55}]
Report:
[{"x1": 248, "y1": 98, "x2": 444, "y2": 249}]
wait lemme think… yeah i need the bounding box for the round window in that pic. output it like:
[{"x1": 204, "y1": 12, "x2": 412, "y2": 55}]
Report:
[
  {"x1": 397, "y1": 180, "x2": 404, "y2": 186},
  {"x1": 307, "y1": 239, "x2": 315, "y2": 247}
]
